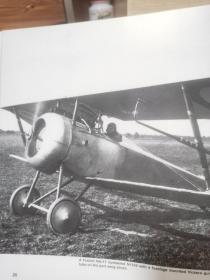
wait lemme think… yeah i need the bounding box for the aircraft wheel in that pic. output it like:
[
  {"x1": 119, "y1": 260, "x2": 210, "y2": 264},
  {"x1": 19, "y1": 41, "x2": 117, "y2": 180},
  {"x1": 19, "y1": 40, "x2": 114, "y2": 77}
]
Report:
[
  {"x1": 10, "y1": 185, "x2": 40, "y2": 216},
  {"x1": 47, "y1": 197, "x2": 81, "y2": 235}
]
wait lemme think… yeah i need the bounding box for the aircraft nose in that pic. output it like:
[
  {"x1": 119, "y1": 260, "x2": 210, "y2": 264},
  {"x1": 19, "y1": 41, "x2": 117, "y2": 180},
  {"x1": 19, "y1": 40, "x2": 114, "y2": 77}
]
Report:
[{"x1": 26, "y1": 113, "x2": 72, "y2": 174}]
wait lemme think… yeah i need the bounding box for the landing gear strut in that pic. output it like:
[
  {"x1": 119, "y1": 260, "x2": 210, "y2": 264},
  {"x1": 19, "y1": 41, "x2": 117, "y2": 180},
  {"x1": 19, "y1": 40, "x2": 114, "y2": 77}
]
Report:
[
  {"x1": 9, "y1": 166, "x2": 91, "y2": 235},
  {"x1": 10, "y1": 185, "x2": 40, "y2": 216}
]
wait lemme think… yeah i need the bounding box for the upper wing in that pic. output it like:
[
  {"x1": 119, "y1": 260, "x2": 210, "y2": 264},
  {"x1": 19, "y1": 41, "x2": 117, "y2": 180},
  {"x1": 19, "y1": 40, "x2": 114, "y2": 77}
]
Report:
[
  {"x1": 78, "y1": 78, "x2": 210, "y2": 120},
  {"x1": 4, "y1": 78, "x2": 210, "y2": 123}
]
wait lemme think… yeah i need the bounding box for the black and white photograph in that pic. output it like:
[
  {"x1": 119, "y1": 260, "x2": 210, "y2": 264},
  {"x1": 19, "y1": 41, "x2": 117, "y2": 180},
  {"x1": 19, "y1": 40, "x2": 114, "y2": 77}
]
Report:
[{"x1": 1, "y1": 2, "x2": 210, "y2": 274}]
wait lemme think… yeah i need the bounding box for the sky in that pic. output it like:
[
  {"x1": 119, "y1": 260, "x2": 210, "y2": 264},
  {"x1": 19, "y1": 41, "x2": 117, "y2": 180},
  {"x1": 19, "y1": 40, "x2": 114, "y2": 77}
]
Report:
[{"x1": 1, "y1": 109, "x2": 210, "y2": 137}]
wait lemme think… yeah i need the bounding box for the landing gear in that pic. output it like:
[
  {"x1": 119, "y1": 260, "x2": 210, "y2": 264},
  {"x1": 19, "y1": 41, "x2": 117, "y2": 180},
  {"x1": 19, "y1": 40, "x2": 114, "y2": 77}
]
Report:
[
  {"x1": 10, "y1": 166, "x2": 91, "y2": 235},
  {"x1": 10, "y1": 185, "x2": 40, "y2": 216},
  {"x1": 47, "y1": 197, "x2": 81, "y2": 235}
]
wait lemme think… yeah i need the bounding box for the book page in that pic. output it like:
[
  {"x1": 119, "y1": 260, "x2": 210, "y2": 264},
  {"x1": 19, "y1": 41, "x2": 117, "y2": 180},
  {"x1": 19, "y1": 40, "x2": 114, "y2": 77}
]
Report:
[
  {"x1": 1, "y1": 5, "x2": 210, "y2": 108},
  {"x1": 0, "y1": 5, "x2": 210, "y2": 280}
]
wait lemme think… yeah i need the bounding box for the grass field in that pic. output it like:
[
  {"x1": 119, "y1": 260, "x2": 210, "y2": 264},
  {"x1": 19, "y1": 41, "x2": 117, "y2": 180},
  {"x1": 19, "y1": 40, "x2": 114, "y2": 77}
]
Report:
[{"x1": 0, "y1": 133, "x2": 210, "y2": 269}]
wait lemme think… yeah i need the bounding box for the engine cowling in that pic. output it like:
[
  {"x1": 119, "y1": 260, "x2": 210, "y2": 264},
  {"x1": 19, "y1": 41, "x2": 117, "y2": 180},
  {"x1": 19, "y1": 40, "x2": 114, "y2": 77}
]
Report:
[{"x1": 26, "y1": 113, "x2": 72, "y2": 174}]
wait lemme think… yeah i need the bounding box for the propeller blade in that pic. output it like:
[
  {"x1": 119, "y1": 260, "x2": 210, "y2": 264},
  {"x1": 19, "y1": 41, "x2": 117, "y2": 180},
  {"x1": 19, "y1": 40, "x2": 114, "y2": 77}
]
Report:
[
  {"x1": 9, "y1": 154, "x2": 28, "y2": 163},
  {"x1": 32, "y1": 102, "x2": 45, "y2": 127}
]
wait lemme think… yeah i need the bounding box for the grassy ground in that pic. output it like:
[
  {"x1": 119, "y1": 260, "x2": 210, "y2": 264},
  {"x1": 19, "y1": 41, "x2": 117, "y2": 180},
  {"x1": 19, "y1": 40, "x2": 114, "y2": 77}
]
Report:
[{"x1": 0, "y1": 134, "x2": 210, "y2": 269}]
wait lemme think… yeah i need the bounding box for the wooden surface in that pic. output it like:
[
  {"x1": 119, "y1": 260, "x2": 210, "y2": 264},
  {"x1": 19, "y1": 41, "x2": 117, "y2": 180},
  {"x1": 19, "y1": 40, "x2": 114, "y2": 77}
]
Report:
[
  {"x1": 128, "y1": 0, "x2": 210, "y2": 15},
  {"x1": 113, "y1": 0, "x2": 127, "y2": 17},
  {"x1": 72, "y1": 0, "x2": 89, "y2": 22},
  {"x1": 0, "y1": 0, "x2": 66, "y2": 30},
  {"x1": 1, "y1": 0, "x2": 210, "y2": 31}
]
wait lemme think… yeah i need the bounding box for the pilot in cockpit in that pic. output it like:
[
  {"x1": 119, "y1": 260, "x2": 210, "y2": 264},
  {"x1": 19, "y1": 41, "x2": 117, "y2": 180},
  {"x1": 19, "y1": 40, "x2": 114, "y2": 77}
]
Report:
[{"x1": 106, "y1": 122, "x2": 122, "y2": 142}]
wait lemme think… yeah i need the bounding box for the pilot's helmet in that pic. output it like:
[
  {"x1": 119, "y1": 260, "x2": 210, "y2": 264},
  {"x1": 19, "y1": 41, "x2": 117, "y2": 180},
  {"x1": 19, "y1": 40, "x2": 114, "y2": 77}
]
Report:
[{"x1": 106, "y1": 122, "x2": 117, "y2": 134}]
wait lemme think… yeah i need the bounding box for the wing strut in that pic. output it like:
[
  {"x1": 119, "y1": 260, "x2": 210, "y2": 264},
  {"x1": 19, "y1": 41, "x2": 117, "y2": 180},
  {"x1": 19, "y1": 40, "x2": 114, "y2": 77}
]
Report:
[
  {"x1": 133, "y1": 84, "x2": 210, "y2": 191},
  {"x1": 13, "y1": 107, "x2": 26, "y2": 146},
  {"x1": 72, "y1": 98, "x2": 78, "y2": 126},
  {"x1": 182, "y1": 84, "x2": 210, "y2": 191},
  {"x1": 133, "y1": 100, "x2": 210, "y2": 156}
]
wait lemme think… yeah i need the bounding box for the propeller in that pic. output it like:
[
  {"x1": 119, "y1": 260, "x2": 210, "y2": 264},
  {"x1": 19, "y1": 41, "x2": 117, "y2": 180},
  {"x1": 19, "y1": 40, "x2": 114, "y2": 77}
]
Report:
[
  {"x1": 28, "y1": 102, "x2": 46, "y2": 141},
  {"x1": 32, "y1": 102, "x2": 45, "y2": 127}
]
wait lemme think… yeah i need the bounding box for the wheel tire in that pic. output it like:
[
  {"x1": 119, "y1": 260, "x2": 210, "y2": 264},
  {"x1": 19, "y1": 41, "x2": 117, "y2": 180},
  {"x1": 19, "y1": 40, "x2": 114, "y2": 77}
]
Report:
[
  {"x1": 10, "y1": 185, "x2": 40, "y2": 216},
  {"x1": 47, "y1": 197, "x2": 81, "y2": 235}
]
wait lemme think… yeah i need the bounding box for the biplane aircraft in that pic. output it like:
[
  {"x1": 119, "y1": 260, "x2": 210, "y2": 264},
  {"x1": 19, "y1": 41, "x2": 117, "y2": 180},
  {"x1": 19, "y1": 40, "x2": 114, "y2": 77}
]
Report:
[
  {"x1": 1, "y1": 78, "x2": 210, "y2": 235},
  {"x1": 1, "y1": 4, "x2": 210, "y2": 235}
]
